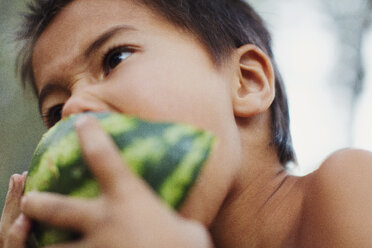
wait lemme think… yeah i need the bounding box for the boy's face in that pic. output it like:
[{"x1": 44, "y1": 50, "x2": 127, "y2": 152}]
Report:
[
  {"x1": 33, "y1": 0, "x2": 237, "y2": 133},
  {"x1": 32, "y1": 0, "x2": 242, "y2": 223}
]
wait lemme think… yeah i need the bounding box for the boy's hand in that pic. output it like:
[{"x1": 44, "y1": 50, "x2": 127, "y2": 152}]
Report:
[
  {"x1": 0, "y1": 172, "x2": 31, "y2": 248},
  {"x1": 21, "y1": 116, "x2": 213, "y2": 248}
]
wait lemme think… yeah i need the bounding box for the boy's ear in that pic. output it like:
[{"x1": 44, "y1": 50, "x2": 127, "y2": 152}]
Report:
[{"x1": 231, "y1": 44, "x2": 275, "y2": 117}]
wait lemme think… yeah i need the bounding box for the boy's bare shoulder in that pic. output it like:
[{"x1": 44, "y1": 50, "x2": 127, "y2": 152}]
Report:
[
  {"x1": 311, "y1": 148, "x2": 372, "y2": 184},
  {"x1": 298, "y1": 149, "x2": 372, "y2": 247}
]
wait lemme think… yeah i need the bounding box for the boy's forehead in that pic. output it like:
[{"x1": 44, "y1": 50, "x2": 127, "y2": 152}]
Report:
[
  {"x1": 33, "y1": 0, "x2": 179, "y2": 53},
  {"x1": 34, "y1": 0, "x2": 156, "y2": 46},
  {"x1": 31, "y1": 0, "x2": 188, "y2": 90}
]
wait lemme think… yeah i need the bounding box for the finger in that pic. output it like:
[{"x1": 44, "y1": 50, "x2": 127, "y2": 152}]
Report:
[
  {"x1": 21, "y1": 192, "x2": 98, "y2": 231},
  {"x1": 1, "y1": 174, "x2": 27, "y2": 230},
  {"x1": 75, "y1": 115, "x2": 133, "y2": 196},
  {"x1": 4, "y1": 214, "x2": 31, "y2": 248}
]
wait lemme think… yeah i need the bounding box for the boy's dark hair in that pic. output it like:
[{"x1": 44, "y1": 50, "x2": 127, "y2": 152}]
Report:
[{"x1": 16, "y1": 0, "x2": 296, "y2": 165}]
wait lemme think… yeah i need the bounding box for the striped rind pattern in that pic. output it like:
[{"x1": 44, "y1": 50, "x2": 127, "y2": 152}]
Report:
[{"x1": 25, "y1": 112, "x2": 216, "y2": 247}]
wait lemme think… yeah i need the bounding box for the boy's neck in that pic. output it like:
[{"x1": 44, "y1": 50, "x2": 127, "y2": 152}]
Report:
[
  {"x1": 211, "y1": 161, "x2": 304, "y2": 247},
  {"x1": 210, "y1": 114, "x2": 305, "y2": 247}
]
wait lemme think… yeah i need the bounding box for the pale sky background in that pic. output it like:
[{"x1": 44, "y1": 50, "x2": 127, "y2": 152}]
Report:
[
  {"x1": 355, "y1": 29, "x2": 372, "y2": 150},
  {"x1": 250, "y1": 0, "x2": 372, "y2": 175}
]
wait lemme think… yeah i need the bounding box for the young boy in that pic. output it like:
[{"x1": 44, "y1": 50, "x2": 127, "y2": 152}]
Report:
[{"x1": 1, "y1": 0, "x2": 372, "y2": 247}]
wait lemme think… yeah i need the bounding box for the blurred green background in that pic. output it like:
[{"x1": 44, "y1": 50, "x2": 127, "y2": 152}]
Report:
[{"x1": 0, "y1": 0, "x2": 45, "y2": 208}]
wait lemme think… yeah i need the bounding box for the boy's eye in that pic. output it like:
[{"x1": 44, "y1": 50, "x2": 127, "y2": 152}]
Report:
[
  {"x1": 103, "y1": 46, "x2": 133, "y2": 75},
  {"x1": 42, "y1": 104, "x2": 63, "y2": 128}
]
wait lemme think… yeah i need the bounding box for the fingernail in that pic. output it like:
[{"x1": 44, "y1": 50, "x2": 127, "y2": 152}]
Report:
[
  {"x1": 75, "y1": 115, "x2": 91, "y2": 129},
  {"x1": 15, "y1": 214, "x2": 26, "y2": 225},
  {"x1": 8, "y1": 176, "x2": 14, "y2": 191},
  {"x1": 21, "y1": 196, "x2": 27, "y2": 211},
  {"x1": 22, "y1": 171, "x2": 28, "y2": 178}
]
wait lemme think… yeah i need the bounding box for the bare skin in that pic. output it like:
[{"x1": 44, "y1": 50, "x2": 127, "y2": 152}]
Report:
[
  {"x1": 0, "y1": 173, "x2": 30, "y2": 248},
  {"x1": 1, "y1": 0, "x2": 372, "y2": 247}
]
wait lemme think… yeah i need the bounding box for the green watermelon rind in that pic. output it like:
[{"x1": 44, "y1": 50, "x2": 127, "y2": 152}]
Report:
[{"x1": 25, "y1": 112, "x2": 216, "y2": 247}]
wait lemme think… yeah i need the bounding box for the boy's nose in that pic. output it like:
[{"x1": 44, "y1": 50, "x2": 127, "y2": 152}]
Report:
[
  {"x1": 61, "y1": 92, "x2": 107, "y2": 119},
  {"x1": 61, "y1": 95, "x2": 90, "y2": 119}
]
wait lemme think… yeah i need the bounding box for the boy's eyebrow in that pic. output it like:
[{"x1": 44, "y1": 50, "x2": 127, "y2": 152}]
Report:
[{"x1": 84, "y1": 25, "x2": 137, "y2": 58}]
